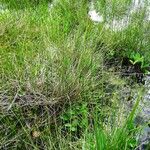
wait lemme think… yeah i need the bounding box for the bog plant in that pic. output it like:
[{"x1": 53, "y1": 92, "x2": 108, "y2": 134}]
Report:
[
  {"x1": 129, "y1": 51, "x2": 149, "y2": 72},
  {"x1": 60, "y1": 103, "x2": 88, "y2": 132}
]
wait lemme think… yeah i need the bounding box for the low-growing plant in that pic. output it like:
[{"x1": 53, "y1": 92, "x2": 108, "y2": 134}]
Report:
[
  {"x1": 129, "y1": 51, "x2": 149, "y2": 73},
  {"x1": 60, "y1": 102, "x2": 88, "y2": 132}
]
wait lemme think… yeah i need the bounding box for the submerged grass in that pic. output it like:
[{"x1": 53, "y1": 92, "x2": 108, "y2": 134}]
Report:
[{"x1": 0, "y1": 0, "x2": 150, "y2": 149}]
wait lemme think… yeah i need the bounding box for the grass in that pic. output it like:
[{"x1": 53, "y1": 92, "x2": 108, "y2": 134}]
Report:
[
  {"x1": 96, "y1": 0, "x2": 133, "y2": 19},
  {"x1": 0, "y1": 0, "x2": 150, "y2": 149}
]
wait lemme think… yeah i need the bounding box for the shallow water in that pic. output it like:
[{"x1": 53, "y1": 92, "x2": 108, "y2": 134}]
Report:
[
  {"x1": 137, "y1": 76, "x2": 150, "y2": 147},
  {"x1": 138, "y1": 76, "x2": 150, "y2": 124},
  {"x1": 88, "y1": 0, "x2": 150, "y2": 31}
]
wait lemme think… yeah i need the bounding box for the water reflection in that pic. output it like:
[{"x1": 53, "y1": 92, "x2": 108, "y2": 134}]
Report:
[{"x1": 88, "y1": 0, "x2": 150, "y2": 31}]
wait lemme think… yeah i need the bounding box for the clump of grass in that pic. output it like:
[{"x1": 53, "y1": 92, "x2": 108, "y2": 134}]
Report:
[
  {"x1": 0, "y1": 0, "x2": 105, "y2": 109},
  {"x1": 96, "y1": 0, "x2": 132, "y2": 19},
  {"x1": 1, "y1": 0, "x2": 50, "y2": 10},
  {"x1": 84, "y1": 90, "x2": 143, "y2": 150}
]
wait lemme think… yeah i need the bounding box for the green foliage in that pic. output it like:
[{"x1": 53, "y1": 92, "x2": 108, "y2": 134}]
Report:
[
  {"x1": 129, "y1": 52, "x2": 149, "y2": 72},
  {"x1": 129, "y1": 52, "x2": 144, "y2": 65},
  {"x1": 96, "y1": 0, "x2": 132, "y2": 19},
  {"x1": 84, "y1": 90, "x2": 143, "y2": 150},
  {"x1": 1, "y1": 0, "x2": 50, "y2": 10},
  {"x1": 60, "y1": 103, "x2": 88, "y2": 132}
]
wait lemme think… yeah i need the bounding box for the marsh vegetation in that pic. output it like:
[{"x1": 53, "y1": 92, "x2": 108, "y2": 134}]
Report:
[{"x1": 0, "y1": 0, "x2": 150, "y2": 149}]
